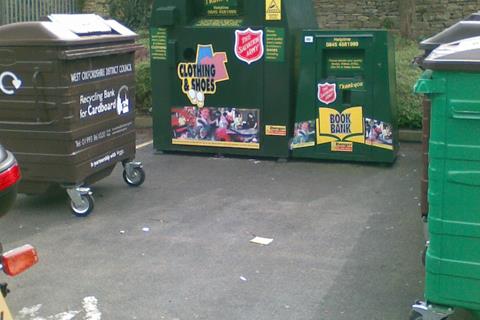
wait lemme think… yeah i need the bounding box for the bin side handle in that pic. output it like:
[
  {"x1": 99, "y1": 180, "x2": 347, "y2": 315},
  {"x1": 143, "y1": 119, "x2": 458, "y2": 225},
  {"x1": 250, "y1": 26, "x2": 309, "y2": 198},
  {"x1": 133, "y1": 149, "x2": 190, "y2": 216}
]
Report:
[
  {"x1": 32, "y1": 67, "x2": 41, "y2": 122},
  {"x1": 60, "y1": 44, "x2": 143, "y2": 60},
  {"x1": 30, "y1": 68, "x2": 58, "y2": 125},
  {"x1": 451, "y1": 107, "x2": 480, "y2": 120},
  {"x1": 0, "y1": 119, "x2": 56, "y2": 126},
  {"x1": 414, "y1": 78, "x2": 445, "y2": 94},
  {"x1": 448, "y1": 171, "x2": 480, "y2": 186}
]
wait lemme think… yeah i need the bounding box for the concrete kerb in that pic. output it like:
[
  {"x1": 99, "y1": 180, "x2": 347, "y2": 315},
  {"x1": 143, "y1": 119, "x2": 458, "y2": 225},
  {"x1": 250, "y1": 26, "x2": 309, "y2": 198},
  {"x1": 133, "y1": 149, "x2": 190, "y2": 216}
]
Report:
[
  {"x1": 135, "y1": 115, "x2": 423, "y2": 143},
  {"x1": 399, "y1": 129, "x2": 422, "y2": 143},
  {"x1": 135, "y1": 115, "x2": 153, "y2": 129}
]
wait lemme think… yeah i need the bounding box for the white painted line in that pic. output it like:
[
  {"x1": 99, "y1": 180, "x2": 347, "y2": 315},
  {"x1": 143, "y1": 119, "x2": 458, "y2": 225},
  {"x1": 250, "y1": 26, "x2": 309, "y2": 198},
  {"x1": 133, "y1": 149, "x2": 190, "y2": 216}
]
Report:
[
  {"x1": 17, "y1": 296, "x2": 101, "y2": 320},
  {"x1": 83, "y1": 296, "x2": 102, "y2": 320},
  {"x1": 18, "y1": 304, "x2": 42, "y2": 318},
  {"x1": 136, "y1": 140, "x2": 153, "y2": 150},
  {"x1": 48, "y1": 311, "x2": 81, "y2": 320}
]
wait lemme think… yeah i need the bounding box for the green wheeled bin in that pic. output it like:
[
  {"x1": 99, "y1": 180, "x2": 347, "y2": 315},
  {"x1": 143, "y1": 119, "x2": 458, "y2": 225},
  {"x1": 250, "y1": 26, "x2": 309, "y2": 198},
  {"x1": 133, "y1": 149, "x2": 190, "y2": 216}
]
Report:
[
  {"x1": 291, "y1": 30, "x2": 398, "y2": 163},
  {"x1": 150, "y1": 0, "x2": 317, "y2": 159},
  {"x1": 415, "y1": 11, "x2": 480, "y2": 219},
  {"x1": 412, "y1": 36, "x2": 480, "y2": 320}
]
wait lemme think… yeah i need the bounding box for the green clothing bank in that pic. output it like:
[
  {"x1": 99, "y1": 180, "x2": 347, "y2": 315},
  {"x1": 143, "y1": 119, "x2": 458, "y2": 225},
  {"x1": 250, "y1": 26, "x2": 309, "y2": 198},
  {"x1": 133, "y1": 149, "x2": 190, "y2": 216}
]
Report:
[{"x1": 150, "y1": 0, "x2": 398, "y2": 163}]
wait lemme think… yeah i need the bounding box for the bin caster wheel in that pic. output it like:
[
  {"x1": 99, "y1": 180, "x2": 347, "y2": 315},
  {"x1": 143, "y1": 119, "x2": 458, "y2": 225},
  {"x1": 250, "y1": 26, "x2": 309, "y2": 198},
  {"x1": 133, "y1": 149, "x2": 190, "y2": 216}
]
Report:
[
  {"x1": 409, "y1": 311, "x2": 423, "y2": 320},
  {"x1": 70, "y1": 193, "x2": 94, "y2": 217},
  {"x1": 411, "y1": 301, "x2": 453, "y2": 320},
  {"x1": 409, "y1": 311, "x2": 448, "y2": 320},
  {"x1": 123, "y1": 166, "x2": 145, "y2": 187}
]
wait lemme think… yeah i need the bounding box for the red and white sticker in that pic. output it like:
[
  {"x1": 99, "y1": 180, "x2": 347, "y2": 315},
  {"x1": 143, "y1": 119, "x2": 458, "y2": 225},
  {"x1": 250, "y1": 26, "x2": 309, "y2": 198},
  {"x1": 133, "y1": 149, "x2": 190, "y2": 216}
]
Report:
[
  {"x1": 234, "y1": 28, "x2": 264, "y2": 64},
  {"x1": 318, "y1": 82, "x2": 337, "y2": 105}
]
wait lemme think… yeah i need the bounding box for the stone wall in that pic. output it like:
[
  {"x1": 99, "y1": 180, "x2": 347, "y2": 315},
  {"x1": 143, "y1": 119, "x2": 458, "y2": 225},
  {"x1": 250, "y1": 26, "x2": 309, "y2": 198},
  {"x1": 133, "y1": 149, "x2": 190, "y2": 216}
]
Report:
[
  {"x1": 415, "y1": 0, "x2": 479, "y2": 36},
  {"x1": 314, "y1": 0, "x2": 399, "y2": 30},
  {"x1": 314, "y1": 0, "x2": 480, "y2": 38},
  {"x1": 82, "y1": 0, "x2": 109, "y2": 16},
  {"x1": 81, "y1": 0, "x2": 479, "y2": 38}
]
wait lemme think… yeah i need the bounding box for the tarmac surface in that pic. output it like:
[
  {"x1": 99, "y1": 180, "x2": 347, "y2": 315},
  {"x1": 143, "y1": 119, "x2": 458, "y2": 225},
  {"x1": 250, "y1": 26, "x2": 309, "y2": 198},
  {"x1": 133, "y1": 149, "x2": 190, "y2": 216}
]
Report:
[{"x1": 0, "y1": 139, "x2": 432, "y2": 320}]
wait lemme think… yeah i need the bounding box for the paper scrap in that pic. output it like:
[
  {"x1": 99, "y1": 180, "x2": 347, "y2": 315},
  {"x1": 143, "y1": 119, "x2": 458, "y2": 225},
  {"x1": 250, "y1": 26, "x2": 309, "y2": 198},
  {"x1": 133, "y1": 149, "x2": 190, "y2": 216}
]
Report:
[{"x1": 250, "y1": 237, "x2": 274, "y2": 246}]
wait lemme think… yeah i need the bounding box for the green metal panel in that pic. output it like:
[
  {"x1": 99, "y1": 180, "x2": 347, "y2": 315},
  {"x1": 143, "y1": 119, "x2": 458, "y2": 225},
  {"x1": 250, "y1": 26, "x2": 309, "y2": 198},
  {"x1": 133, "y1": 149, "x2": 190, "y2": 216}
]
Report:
[
  {"x1": 150, "y1": 0, "x2": 317, "y2": 158},
  {"x1": 292, "y1": 30, "x2": 398, "y2": 163},
  {"x1": 415, "y1": 70, "x2": 480, "y2": 313}
]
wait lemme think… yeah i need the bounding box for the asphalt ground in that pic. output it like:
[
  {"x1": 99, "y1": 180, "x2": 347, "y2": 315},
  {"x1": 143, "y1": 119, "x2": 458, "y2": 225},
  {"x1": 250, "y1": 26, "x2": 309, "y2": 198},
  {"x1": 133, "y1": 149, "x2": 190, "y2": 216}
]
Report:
[{"x1": 0, "y1": 138, "x2": 435, "y2": 320}]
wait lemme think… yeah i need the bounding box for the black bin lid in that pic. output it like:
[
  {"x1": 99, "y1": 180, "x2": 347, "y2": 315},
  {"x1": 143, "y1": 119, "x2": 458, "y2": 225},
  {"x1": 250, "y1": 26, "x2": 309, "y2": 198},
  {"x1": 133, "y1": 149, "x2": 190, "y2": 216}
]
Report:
[
  {"x1": 423, "y1": 36, "x2": 480, "y2": 71},
  {"x1": 0, "y1": 14, "x2": 137, "y2": 46},
  {"x1": 421, "y1": 12, "x2": 480, "y2": 51}
]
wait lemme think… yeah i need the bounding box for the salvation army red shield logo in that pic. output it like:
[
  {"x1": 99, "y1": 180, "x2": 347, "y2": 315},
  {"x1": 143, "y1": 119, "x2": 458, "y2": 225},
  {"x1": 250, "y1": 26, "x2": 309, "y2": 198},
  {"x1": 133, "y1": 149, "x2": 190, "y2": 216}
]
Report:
[
  {"x1": 234, "y1": 28, "x2": 264, "y2": 65},
  {"x1": 318, "y1": 83, "x2": 337, "y2": 105}
]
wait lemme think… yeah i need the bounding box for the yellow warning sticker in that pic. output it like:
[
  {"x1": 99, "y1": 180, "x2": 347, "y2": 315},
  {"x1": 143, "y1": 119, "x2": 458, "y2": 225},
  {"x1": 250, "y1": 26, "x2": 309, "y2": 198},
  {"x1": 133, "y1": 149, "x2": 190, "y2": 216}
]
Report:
[
  {"x1": 331, "y1": 141, "x2": 353, "y2": 152},
  {"x1": 265, "y1": 0, "x2": 281, "y2": 21},
  {"x1": 265, "y1": 125, "x2": 287, "y2": 136}
]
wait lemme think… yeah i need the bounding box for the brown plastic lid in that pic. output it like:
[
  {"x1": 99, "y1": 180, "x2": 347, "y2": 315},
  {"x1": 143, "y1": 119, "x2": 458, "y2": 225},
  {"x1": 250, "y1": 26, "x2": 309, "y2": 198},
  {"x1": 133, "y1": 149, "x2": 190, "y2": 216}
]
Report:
[{"x1": 0, "y1": 14, "x2": 137, "y2": 46}]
